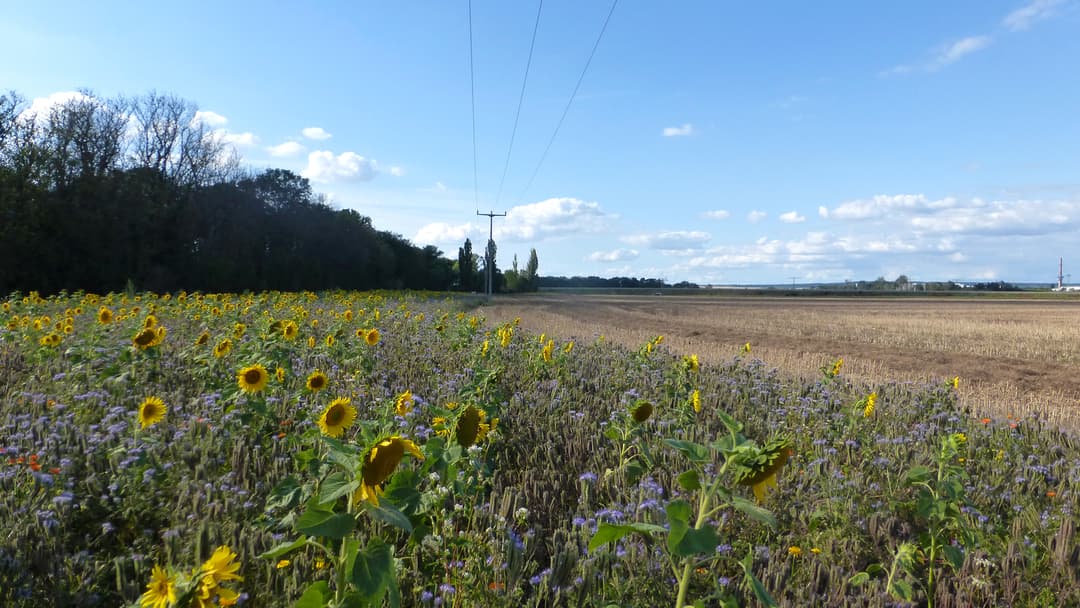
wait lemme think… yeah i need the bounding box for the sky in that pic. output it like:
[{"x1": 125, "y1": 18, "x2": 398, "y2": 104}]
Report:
[{"x1": 3, "y1": 0, "x2": 1079, "y2": 285}]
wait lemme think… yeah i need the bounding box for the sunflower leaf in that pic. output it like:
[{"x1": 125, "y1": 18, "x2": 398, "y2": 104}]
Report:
[
  {"x1": 676, "y1": 470, "x2": 701, "y2": 491},
  {"x1": 664, "y1": 439, "x2": 709, "y2": 464},
  {"x1": 588, "y1": 523, "x2": 666, "y2": 552},
  {"x1": 364, "y1": 500, "x2": 413, "y2": 533},
  {"x1": 665, "y1": 499, "x2": 692, "y2": 554},
  {"x1": 731, "y1": 496, "x2": 777, "y2": 529},
  {"x1": 295, "y1": 505, "x2": 356, "y2": 540},
  {"x1": 317, "y1": 472, "x2": 360, "y2": 504},
  {"x1": 258, "y1": 536, "x2": 308, "y2": 560},
  {"x1": 740, "y1": 551, "x2": 779, "y2": 607},
  {"x1": 674, "y1": 525, "x2": 719, "y2": 558},
  {"x1": 350, "y1": 537, "x2": 395, "y2": 603},
  {"x1": 294, "y1": 581, "x2": 331, "y2": 608}
]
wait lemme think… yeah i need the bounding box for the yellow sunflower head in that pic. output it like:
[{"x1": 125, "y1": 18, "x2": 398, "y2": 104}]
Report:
[
  {"x1": 139, "y1": 564, "x2": 176, "y2": 608},
  {"x1": 195, "y1": 331, "x2": 210, "y2": 346},
  {"x1": 132, "y1": 327, "x2": 159, "y2": 350},
  {"x1": 394, "y1": 390, "x2": 414, "y2": 417},
  {"x1": 138, "y1": 396, "x2": 167, "y2": 429},
  {"x1": 305, "y1": 370, "x2": 328, "y2": 392},
  {"x1": 275, "y1": 367, "x2": 285, "y2": 383},
  {"x1": 365, "y1": 328, "x2": 380, "y2": 346},
  {"x1": 237, "y1": 364, "x2": 268, "y2": 394},
  {"x1": 213, "y1": 338, "x2": 232, "y2": 358},
  {"x1": 282, "y1": 320, "x2": 299, "y2": 340},
  {"x1": 97, "y1": 307, "x2": 113, "y2": 324},
  {"x1": 317, "y1": 397, "x2": 357, "y2": 438},
  {"x1": 143, "y1": 315, "x2": 158, "y2": 329},
  {"x1": 355, "y1": 436, "x2": 424, "y2": 506}
]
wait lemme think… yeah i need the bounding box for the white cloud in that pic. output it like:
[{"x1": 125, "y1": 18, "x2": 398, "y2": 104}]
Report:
[
  {"x1": 267, "y1": 141, "x2": 306, "y2": 158},
  {"x1": 434, "y1": 181, "x2": 447, "y2": 192},
  {"x1": 818, "y1": 206, "x2": 830, "y2": 218},
  {"x1": 388, "y1": 166, "x2": 405, "y2": 177},
  {"x1": 301, "y1": 127, "x2": 332, "y2": 140},
  {"x1": 662, "y1": 123, "x2": 694, "y2": 137},
  {"x1": 621, "y1": 231, "x2": 711, "y2": 250},
  {"x1": 779, "y1": 211, "x2": 806, "y2": 224},
  {"x1": 824, "y1": 194, "x2": 959, "y2": 220},
  {"x1": 933, "y1": 36, "x2": 992, "y2": 68},
  {"x1": 499, "y1": 197, "x2": 615, "y2": 241},
  {"x1": 884, "y1": 35, "x2": 993, "y2": 75},
  {"x1": 192, "y1": 110, "x2": 228, "y2": 128},
  {"x1": 302, "y1": 150, "x2": 378, "y2": 183},
  {"x1": 414, "y1": 222, "x2": 474, "y2": 245},
  {"x1": 702, "y1": 210, "x2": 730, "y2": 220},
  {"x1": 1003, "y1": 0, "x2": 1064, "y2": 30},
  {"x1": 218, "y1": 130, "x2": 259, "y2": 146},
  {"x1": 19, "y1": 91, "x2": 92, "y2": 122},
  {"x1": 587, "y1": 249, "x2": 640, "y2": 262},
  {"x1": 747, "y1": 210, "x2": 767, "y2": 223}
]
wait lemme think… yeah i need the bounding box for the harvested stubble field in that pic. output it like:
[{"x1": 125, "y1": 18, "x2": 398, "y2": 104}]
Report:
[{"x1": 479, "y1": 293, "x2": 1080, "y2": 432}]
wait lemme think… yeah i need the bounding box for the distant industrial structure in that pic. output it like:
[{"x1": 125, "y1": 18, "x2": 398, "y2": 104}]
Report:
[{"x1": 1054, "y1": 257, "x2": 1080, "y2": 292}]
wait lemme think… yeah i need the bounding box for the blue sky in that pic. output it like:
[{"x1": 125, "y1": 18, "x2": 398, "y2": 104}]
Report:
[{"x1": 4, "y1": 0, "x2": 1079, "y2": 284}]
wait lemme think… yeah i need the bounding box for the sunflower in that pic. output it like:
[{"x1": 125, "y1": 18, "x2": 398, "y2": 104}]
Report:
[
  {"x1": 237, "y1": 364, "x2": 268, "y2": 394},
  {"x1": 394, "y1": 390, "x2": 414, "y2": 416},
  {"x1": 97, "y1": 307, "x2": 113, "y2": 324},
  {"x1": 39, "y1": 333, "x2": 62, "y2": 347},
  {"x1": 683, "y1": 354, "x2": 700, "y2": 373},
  {"x1": 305, "y1": 370, "x2": 328, "y2": 392},
  {"x1": 282, "y1": 320, "x2": 299, "y2": 340},
  {"x1": 133, "y1": 328, "x2": 159, "y2": 350},
  {"x1": 863, "y1": 392, "x2": 877, "y2": 418},
  {"x1": 143, "y1": 315, "x2": 158, "y2": 329},
  {"x1": 233, "y1": 323, "x2": 246, "y2": 338},
  {"x1": 690, "y1": 389, "x2": 701, "y2": 413},
  {"x1": 541, "y1": 340, "x2": 554, "y2": 362},
  {"x1": 317, "y1": 397, "x2": 357, "y2": 438},
  {"x1": 734, "y1": 436, "x2": 793, "y2": 503},
  {"x1": 364, "y1": 328, "x2": 380, "y2": 346},
  {"x1": 455, "y1": 405, "x2": 485, "y2": 448},
  {"x1": 213, "y1": 338, "x2": 232, "y2": 358},
  {"x1": 193, "y1": 545, "x2": 243, "y2": 608},
  {"x1": 307, "y1": 336, "x2": 315, "y2": 348},
  {"x1": 275, "y1": 367, "x2": 285, "y2": 383},
  {"x1": 325, "y1": 334, "x2": 335, "y2": 348},
  {"x1": 355, "y1": 436, "x2": 424, "y2": 506},
  {"x1": 138, "y1": 396, "x2": 167, "y2": 429},
  {"x1": 138, "y1": 564, "x2": 176, "y2": 608},
  {"x1": 195, "y1": 331, "x2": 210, "y2": 346},
  {"x1": 630, "y1": 400, "x2": 654, "y2": 423}
]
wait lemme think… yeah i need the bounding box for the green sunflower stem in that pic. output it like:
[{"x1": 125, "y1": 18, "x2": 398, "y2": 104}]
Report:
[{"x1": 674, "y1": 481, "x2": 713, "y2": 608}]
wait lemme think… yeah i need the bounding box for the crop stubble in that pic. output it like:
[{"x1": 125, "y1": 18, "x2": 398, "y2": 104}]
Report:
[{"x1": 480, "y1": 294, "x2": 1080, "y2": 431}]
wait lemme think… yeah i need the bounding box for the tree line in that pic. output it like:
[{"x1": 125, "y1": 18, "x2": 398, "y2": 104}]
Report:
[{"x1": 0, "y1": 90, "x2": 494, "y2": 294}]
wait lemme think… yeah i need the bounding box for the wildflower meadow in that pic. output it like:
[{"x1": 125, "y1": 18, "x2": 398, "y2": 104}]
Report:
[{"x1": 1, "y1": 290, "x2": 1077, "y2": 607}]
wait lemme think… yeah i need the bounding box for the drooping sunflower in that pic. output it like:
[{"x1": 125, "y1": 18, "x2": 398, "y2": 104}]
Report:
[
  {"x1": 690, "y1": 389, "x2": 701, "y2": 413},
  {"x1": 863, "y1": 392, "x2": 877, "y2": 418},
  {"x1": 733, "y1": 436, "x2": 793, "y2": 503},
  {"x1": 97, "y1": 306, "x2": 114, "y2": 324},
  {"x1": 683, "y1": 354, "x2": 700, "y2": 373},
  {"x1": 138, "y1": 396, "x2": 167, "y2": 429},
  {"x1": 364, "y1": 328, "x2": 380, "y2": 346},
  {"x1": 541, "y1": 340, "x2": 554, "y2": 362},
  {"x1": 213, "y1": 338, "x2": 232, "y2": 358},
  {"x1": 455, "y1": 405, "x2": 485, "y2": 448},
  {"x1": 195, "y1": 331, "x2": 210, "y2": 346},
  {"x1": 630, "y1": 400, "x2": 654, "y2": 423},
  {"x1": 132, "y1": 327, "x2": 159, "y2": 350},
  {"x1": 305, "y1": 369, "x2": 328, "y2": 392},
  {"x1": 138, "y1": 564, "x2": 176, "y2": 608},
  {"x1": 237, "y1": 364, "x2": 269, "y2": 394},
  {"x1": 355, "y1": 436, "x2": 424, "y2": 506},
  {"x1": 317, "y1": 397, "x2": 357, "y2": 438}
]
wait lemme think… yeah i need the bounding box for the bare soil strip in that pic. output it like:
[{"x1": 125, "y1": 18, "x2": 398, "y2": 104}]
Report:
[{"x1": 479, "y1": 294, "x2": 1080, "y2": 431}]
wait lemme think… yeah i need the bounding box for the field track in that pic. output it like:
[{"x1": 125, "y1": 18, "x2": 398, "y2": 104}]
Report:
[{"x1": 480, "y1": 293, "x2": 1080, "y2": 431}]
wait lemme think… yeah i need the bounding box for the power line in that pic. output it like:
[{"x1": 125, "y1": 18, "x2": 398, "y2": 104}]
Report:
[
  {"x1": 467, "y1": 0, "x2": 479, "y2": 210},
  {"x1": 514, "y1": 0, "x2": 618, "y2": 205},
  {"x1": 495, "y1": 0, "x2": 544, "y2": 206},
  {"x1": 477, "y1": 210, "x2": 507, "y2": 296}
]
